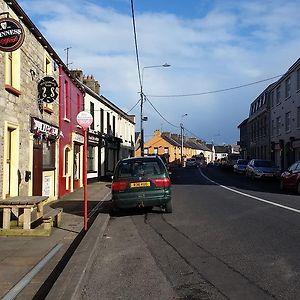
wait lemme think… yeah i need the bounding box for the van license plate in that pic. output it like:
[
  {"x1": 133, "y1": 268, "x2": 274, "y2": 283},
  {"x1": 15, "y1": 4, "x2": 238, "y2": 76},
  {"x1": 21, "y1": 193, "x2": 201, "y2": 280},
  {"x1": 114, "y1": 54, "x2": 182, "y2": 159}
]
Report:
[{"x1": 130, "y1": 182, "x2": 150, "y2": 188}]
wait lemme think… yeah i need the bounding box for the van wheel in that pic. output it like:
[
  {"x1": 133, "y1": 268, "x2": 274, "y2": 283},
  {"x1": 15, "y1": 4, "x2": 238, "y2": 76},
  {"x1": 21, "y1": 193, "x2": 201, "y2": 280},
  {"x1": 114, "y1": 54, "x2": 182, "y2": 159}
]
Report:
[{"x1": 165, "y1": 201, "x2": 173, "y2": 213}]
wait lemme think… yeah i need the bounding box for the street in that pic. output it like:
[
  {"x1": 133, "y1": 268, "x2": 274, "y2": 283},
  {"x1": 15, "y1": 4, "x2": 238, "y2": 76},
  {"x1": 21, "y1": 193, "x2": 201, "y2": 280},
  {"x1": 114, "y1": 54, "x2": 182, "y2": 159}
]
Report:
[{"x1": 79, "y1": 166, "x2": 300, "y2": 299}]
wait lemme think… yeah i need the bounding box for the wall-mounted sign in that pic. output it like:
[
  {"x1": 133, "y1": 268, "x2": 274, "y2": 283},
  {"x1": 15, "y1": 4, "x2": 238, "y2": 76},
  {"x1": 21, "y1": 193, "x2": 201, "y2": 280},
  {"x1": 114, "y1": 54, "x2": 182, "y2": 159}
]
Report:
[
  {"x1": 38, "y1": 76, "x2": 58, "y2": 104},
  {"x1": 0, "y1": 18, "x2": 25, "y2": 52}
]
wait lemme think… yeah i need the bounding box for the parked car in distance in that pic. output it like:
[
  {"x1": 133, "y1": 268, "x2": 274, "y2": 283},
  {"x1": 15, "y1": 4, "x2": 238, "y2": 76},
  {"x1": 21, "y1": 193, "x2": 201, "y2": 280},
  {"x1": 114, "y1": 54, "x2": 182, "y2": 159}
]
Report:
[
  {"x1": 233, "y1": 159, "x2": 250, "y2": 174},
  {"x1": 186, "y1": 158, "x2": 197, "y2": 168},
  {"x1": 245, "y1": 159, "x2": 280, "y2": 179},
  {"x1": 111, "y1": 156, "x2": 172, "y2": 213},
  {"x1": 280, "y1": 160, "x2": 300, "y2": 193}
]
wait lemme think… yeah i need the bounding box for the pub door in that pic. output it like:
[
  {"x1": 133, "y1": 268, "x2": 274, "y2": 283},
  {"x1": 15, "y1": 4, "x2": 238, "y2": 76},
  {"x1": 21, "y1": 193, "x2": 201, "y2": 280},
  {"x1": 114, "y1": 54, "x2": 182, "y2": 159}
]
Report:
[{"x1": 33, "y1": 145, "x2": 43, "y2": 195}]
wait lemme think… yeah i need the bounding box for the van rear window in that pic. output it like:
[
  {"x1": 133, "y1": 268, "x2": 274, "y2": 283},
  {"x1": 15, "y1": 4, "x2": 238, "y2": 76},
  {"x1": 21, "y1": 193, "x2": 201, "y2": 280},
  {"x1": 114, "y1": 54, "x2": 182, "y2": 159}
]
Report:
[{"x1": 116, "y1": 160, "x2": 165, "y2": 178}]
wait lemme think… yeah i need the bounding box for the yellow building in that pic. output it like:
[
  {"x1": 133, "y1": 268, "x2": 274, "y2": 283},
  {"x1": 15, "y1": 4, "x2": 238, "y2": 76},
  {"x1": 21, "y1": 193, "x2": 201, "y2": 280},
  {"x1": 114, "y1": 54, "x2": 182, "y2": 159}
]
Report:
[{"x1": 136, "y1": 130, "x2": 211, "y2": 164}]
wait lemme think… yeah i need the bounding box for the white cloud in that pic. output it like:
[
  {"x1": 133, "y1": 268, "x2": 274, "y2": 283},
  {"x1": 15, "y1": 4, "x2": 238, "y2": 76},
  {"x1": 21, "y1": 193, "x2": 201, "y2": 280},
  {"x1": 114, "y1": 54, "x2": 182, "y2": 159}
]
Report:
[{"x1": 20, "y1": 0, "x2": 300, "y2": 144}]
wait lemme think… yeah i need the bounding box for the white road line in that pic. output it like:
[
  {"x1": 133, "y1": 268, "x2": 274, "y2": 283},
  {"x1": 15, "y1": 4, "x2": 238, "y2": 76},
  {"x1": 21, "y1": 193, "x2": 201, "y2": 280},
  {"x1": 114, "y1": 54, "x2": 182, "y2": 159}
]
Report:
[{"x1": 199, "y1": 168, "x2": 300, "y2": 214}]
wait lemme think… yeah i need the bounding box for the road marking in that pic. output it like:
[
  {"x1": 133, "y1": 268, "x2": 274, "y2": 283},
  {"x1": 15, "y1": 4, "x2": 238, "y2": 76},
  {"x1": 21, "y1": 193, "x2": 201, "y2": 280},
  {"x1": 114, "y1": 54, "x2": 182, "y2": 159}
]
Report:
[
  {"x1": 199, "y1": 169, "x2": 300, "y2": 214},
  {"x1": 2, "y1": 243, "x2": 63, "y2": 300}
]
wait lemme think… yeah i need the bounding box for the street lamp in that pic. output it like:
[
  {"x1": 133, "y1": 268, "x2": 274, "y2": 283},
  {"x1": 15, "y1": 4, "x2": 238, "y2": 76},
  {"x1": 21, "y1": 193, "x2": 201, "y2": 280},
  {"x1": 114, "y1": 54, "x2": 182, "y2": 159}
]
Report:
[
  {"x1": 180, "y1": 113, "x2": 188, "y2": 166},
  {"x1": 140, "y1": 63, "x2": 171, "y2": 156}
]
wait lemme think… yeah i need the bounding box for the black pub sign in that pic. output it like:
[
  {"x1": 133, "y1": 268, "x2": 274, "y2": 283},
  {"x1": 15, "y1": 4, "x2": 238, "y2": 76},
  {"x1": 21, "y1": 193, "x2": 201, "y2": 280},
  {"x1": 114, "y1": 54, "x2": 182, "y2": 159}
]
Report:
[
  {"x1": 0, "y1": 18, "x2": 25, "y2": 52},
  {"x1": 38, "y1": 76, "x2": 58, "y2": 104}
]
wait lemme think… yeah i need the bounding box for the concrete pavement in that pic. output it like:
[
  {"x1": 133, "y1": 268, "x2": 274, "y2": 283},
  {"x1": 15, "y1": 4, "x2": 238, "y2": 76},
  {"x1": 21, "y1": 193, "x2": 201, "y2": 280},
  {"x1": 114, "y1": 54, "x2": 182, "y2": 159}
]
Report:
[{"x1": 0, "y1": 181, "x2": 111, "y2": 300}]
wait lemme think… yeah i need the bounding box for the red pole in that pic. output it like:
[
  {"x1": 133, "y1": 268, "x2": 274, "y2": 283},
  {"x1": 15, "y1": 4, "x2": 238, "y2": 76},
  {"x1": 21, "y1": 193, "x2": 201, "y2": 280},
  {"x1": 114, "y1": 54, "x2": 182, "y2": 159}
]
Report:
[{"x1": 83, "y1": 129, "x2": 88, "y2": 231}]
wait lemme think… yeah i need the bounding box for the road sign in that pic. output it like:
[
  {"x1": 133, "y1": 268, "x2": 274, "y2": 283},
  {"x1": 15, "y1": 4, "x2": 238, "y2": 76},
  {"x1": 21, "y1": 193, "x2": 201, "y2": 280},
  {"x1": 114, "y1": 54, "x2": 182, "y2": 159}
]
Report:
[{"x1": 76, "y1": 111, "x2": 93, "y2": 130}]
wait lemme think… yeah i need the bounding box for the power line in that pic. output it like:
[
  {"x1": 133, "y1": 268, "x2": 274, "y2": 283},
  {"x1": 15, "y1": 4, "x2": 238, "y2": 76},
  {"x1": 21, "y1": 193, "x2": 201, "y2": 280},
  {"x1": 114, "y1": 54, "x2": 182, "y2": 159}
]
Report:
[
  {"x1": 147, "y1": 74, "x2": 283, "y2": 98},
  {"x1": 130, "y1": 0, "x2": 142, "y2": 91},
  {"x1": 126, "y1": 99, "x2": 141, "y2": 114},
  {"x1": 144, "y1": 95, "x2": 180, "y2": 128}
]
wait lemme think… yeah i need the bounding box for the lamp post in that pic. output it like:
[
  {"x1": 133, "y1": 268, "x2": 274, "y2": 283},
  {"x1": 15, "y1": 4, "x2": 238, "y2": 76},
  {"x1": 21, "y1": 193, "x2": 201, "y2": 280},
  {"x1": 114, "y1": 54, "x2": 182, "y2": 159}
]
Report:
[
  {"x1": 140, "y1": 63, "x2": 171, "y2": 157},
  {"x1": 180, "y1": 113, "x2": 187, "y2": 166}
]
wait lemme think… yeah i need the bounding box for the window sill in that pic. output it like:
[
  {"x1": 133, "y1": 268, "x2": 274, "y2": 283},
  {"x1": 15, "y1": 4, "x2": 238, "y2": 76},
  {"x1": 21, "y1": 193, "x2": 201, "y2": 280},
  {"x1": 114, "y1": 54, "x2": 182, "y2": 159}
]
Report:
[
  {"x1": 64, "y1": 118, "x2": 70, "y2": 123},
  {"x1": 43, "y1": 106, "x2": 54, "y2": 114},
  {"x1": 285, "y1": 95, "x2": 291, "y2": 101},
  {"x1": 5, "y1": 84, "x2": 21, "y2": 97}
]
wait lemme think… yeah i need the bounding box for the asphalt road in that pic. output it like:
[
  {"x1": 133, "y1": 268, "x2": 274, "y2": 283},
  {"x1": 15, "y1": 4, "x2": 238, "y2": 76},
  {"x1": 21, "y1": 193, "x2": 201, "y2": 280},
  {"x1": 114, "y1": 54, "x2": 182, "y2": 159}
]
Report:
[{"x1": 79, "y1": 166, "x2": 300, "y2": 299}]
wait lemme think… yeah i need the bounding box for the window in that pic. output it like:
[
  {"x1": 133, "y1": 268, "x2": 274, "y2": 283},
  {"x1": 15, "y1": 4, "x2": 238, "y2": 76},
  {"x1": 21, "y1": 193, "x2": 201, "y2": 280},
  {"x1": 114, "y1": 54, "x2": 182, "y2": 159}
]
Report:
[
  {"x1": 5, "y1": 50, "x2": 21, "y2": 94},
  {"x1": 100, "y1": 108, "x2": 104, "y2": 132},
  {"x1": 87, "y1": 145, "x2": 95, "y2": 171},
  {"x1": 45, "y1": 56, "x2": 52, "y2": 75},
  {"x1": 297, "y1": 69, "x2": 300, "y2": 90},
  {"x1": 285, "y1": 112, "x2": 291, "y2": 132},
  {"x1": 64, "y1": 147, "x2": 70, "y2": 176},
  {"x1": 285, "y1": 77, "x2": 291, "y2": 98},
  {"x1": 154, "y1": 147, "x2": 158, "y2": 155},
  {"x1": 271, "y1": 91, "x2": 274, "y2": 107},
  {"x1": 113, "y1": 116, "x2": 116, "y2": 136},
  {"x1": 264, "y1": 117, "x2": 267, "y2": 136},
  {"x1": 276, "y1": 86, "x2": 281, "y2": 104},
  {"x1": 107, "y1": 112, "x2": 111, "y2": 134},
  {"x1": 297, "y1": 106, "x2": 300, "y2": 128},
  {"x1": 285, "y1": 111, "x2": 291, "y2": 131},
  {"x1": 77, "y1": 94, "x2": 81, "y2": 114},
  {"x1": 144, "y1": 148, "x2": 149, "y2": 155},
  {"x1": 276, "y1": 116, "x2": 281, "y2": 135},
  {"x1": 90, "y1": 102, "x2": 94, "y2": 130},
  {"x1": 164, "y1": 147, "x2": 169, "y2": 154},
  {"x1": 64, "y1": 80, "x2": 70, "y2": 119},
  {"x1": 271, "y1": 120, "x2": 275, "y2": 136},
  {"x1": 42, "y1": 142, "x2": 55, "y2": 169}
]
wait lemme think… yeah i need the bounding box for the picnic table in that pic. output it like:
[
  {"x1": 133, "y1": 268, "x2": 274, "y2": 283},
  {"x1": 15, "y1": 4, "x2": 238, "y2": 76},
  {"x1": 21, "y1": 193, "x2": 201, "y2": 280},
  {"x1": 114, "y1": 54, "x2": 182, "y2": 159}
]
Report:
[{"x1": 0, "y1": 196, "x2": 48, "y2": 230}]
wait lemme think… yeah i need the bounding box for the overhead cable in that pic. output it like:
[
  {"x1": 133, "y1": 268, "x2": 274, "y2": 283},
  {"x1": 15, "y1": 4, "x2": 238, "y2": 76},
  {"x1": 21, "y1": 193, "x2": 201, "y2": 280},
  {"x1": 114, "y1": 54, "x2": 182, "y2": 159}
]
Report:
[{"x1": 147, "y1": 74, "x2": 283, "y2": 98}]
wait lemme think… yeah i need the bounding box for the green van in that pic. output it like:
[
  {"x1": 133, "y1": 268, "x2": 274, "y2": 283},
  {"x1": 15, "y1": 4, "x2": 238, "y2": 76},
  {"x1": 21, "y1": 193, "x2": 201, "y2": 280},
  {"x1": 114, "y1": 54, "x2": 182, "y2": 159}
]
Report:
[{"x1": 111, "y1": 156, "x2": 172, "y2": 213}]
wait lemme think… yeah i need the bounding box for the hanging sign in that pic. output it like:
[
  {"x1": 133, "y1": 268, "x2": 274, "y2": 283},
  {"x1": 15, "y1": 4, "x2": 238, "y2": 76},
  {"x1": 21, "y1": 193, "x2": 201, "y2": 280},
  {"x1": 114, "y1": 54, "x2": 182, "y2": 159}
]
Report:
[
  {"x1": 38, "y1": 76, "x2": 58, "y2": 103},
  {"x1": 0, "y1": 18, "x2": 25, "y2": 52}
]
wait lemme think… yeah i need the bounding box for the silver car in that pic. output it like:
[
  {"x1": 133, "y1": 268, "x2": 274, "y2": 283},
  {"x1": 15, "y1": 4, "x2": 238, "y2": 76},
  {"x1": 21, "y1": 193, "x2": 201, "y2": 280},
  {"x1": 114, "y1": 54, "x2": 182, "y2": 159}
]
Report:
[{"x1": 246, "y1": 159, "x2": 280, "y2": 179}]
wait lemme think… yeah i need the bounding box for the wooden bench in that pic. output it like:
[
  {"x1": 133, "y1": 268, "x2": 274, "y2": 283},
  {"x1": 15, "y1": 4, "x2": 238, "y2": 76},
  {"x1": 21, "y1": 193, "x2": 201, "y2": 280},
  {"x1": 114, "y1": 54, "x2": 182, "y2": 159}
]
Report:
[{"x1": 43, "y1": 206, "x2": 63, "y2": 229}]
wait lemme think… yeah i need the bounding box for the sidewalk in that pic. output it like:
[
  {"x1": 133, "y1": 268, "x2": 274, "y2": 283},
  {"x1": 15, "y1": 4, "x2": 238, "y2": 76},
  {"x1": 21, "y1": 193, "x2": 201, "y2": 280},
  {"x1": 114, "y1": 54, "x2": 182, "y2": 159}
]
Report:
[{"x1": 0, "y1": 181, "x2": 111, "y2": 300}]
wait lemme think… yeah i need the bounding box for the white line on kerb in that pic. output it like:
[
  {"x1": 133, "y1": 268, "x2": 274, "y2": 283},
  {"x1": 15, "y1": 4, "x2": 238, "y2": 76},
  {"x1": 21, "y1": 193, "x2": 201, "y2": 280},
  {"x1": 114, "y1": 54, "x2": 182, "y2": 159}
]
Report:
[{"x1": 199, "y1": 168, "x2": 300, "y2": 214}]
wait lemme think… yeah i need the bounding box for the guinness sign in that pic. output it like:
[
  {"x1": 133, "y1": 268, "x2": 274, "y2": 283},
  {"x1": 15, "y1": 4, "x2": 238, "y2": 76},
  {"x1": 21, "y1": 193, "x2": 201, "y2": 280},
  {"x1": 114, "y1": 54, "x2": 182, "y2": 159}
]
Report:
[
  {"x1": 0, "y1": 18, "x2": 25, "y2": 52},
  {"x1": 38, "y1": 76, "x2": 58, "y2": 104}
]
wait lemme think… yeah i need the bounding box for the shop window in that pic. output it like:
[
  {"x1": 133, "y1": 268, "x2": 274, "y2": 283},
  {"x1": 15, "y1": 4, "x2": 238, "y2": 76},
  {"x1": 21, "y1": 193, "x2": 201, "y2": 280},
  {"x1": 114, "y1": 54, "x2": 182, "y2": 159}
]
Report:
[
  {"x1": 88, "y1": 145, "x2": 95, "y2": 172},
  {"x1": 74, "y1": 144, "x2": 81, "y2": 179},
  {"x1": 64, "y1": 147, "x2": 70, "y2": 175},
  {"x1": 5, "y1": 50, "x2": 21, "y2": 95},
  {"x1": 42, "y1": 141, "x2": 55, "y2": 169}
]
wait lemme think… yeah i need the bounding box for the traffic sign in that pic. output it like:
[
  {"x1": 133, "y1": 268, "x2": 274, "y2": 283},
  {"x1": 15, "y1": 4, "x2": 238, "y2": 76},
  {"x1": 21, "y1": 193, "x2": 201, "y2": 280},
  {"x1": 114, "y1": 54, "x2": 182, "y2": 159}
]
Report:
[{"x1": 76, "y1": 111, "x2": 93, "y2": 130}]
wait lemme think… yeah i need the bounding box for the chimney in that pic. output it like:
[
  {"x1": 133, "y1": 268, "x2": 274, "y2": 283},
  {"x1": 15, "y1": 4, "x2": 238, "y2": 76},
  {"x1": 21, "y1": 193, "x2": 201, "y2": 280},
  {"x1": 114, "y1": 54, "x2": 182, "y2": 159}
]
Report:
[
  {"x1": 70, "y1": 69, "x2": 84, "y2": 82},
  {"x1": 162, "y1": 132, "x2": 171, "y2": 138},
  {"x1": 83, "y1": 75, "x2": 101, "y2": 95},
  {"x1": 154, "y1": 130, "x2": 161, "y2": 137}
]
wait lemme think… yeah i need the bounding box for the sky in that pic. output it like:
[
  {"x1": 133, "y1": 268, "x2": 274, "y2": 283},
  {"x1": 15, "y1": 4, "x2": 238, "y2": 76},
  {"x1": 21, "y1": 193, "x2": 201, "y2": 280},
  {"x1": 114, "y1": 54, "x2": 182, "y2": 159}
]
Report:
[{"x1": 19, "y1": 0, "x2": 300, "y2": 145}]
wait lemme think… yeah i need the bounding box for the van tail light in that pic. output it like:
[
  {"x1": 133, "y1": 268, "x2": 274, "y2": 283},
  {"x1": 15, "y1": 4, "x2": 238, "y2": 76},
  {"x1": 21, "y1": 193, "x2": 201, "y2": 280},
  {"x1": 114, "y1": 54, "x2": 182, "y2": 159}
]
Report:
[
  {"x1": 112, "y1": 181, "x2": 128, "y2": 191},
  {"x1": 151, "y1": 177, "x2": 171, "y2": 188}
]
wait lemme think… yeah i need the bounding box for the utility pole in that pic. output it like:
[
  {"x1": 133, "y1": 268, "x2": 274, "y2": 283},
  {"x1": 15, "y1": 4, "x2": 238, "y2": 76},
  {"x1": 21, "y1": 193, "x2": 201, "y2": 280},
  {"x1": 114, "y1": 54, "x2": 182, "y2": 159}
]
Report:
[
  {"x1": 180, "y1": 123, "x2": 184, "y2": 166},
  {"x1": 64, "y1": 46, "x2": 73, "y2": 68},
  {"x1": 140, "y1": 91, "x2": 144, "y2": 156}
]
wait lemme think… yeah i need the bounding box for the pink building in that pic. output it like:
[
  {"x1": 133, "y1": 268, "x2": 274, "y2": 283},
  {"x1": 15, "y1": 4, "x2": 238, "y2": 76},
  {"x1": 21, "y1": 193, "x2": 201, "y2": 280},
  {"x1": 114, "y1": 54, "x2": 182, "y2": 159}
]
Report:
[{"x1": 58, "y1": 66, "x2": 85, "y2": 198}]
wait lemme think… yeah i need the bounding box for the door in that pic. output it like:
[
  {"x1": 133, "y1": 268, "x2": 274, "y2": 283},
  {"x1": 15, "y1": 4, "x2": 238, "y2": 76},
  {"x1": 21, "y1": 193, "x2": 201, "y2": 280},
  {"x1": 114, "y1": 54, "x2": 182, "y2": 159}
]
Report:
[{"x1": 33, "y1": 145, "x2": 43, "y2": 195}]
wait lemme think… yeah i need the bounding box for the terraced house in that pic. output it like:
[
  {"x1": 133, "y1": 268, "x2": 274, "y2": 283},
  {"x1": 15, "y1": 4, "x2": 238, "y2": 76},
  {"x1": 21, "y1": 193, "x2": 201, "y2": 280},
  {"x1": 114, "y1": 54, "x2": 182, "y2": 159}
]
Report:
[{"x1": 0, "y1": 0, "x2": 84, "y2": 200}]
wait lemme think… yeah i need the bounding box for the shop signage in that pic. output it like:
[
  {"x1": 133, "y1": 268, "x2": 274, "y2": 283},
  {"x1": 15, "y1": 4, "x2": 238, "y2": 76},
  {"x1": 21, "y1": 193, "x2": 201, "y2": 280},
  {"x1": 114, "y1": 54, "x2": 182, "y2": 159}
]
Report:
[
  {"x1": 0, "y1": 18, "x2": 25, "y2": 52},
  {"x1": 38, "y1": 76, "x2": 58, "y2": 103},
  {"x1": 31, "y1": 117, "x2": 59, "y2": 143},
  {"x1": 88, "y1": 133, "x2": 100, "y2": 144},
  {"x1": 74, "y1": 132, "x2": 84, "y2": 144}
]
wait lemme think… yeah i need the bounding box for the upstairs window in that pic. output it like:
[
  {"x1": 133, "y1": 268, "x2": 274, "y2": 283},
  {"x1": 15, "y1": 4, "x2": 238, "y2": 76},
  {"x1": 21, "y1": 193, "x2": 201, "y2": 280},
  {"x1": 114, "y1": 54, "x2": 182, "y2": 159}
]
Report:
[
  {"x1": 285, "y1": 77, "x2": 291, "y2": 98},
  {"x1": 64, "y1": 80, "x2": 70, "y2": 119},
  {"x1": 297, "y1": 106, "x2": 300, "y2": 128},
  {"x1": 90, "y1": 102, "x2": 94, "y2": 130},
  {"x1": 276, "y1": 86, "x2": 281, "y2": 104},
  {"x1": 285, "y1": 112, "x2": 291, "y2": 132},
  {"x1": 297, "y1": 69, "x2": 300, "y2": 90},
  {"x1": 5, "y1": 50, "x2": 21, "y2": 94},
  {"x1": 276, "y1": 116, "x2": 281, "y2": 135}
]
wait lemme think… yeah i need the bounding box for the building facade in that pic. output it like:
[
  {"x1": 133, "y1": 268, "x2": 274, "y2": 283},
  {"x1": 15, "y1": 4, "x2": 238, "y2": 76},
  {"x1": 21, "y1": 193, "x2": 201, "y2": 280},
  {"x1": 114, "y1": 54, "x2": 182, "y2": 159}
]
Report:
[
  {"x1": 270, "y1": 59, "x2": 300, "y2": 170},
  {"x1": 0, "y1": 0, "x2": 62, "y2": 201},
  {"x1": 71, "y1": 71, "x2": 135, "y2": 181}
]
